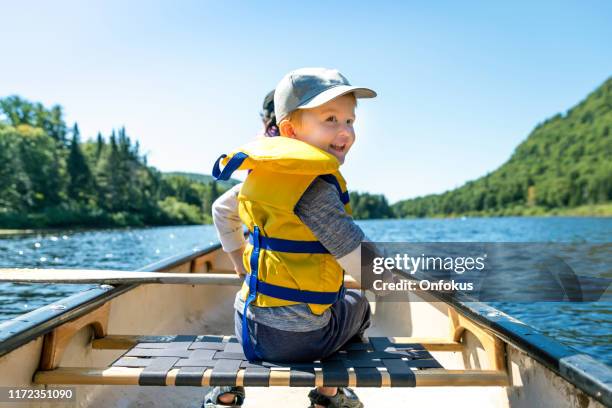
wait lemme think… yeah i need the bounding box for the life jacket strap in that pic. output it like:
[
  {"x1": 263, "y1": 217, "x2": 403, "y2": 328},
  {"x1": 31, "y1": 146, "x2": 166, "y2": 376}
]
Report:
[
  {"x1": 213, "y1": 152, "x2": 249, "y2": 181},
  {"x1": 319, "y1": 174, "x2": 350, "y2": 205},
  {"x1": 248, "y1": 233, "x2": 329, "y2": 254},
  {"x1": 244, "y1": 274, "x2": 345, "y2": 305},
  {"x1": 242, "y1": 226, "x2": 262, "y2": 361}
]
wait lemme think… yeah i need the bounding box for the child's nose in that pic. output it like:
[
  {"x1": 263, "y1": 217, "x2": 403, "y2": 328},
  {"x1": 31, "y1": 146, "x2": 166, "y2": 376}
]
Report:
[{"x1": 337, "y1": 124, "x2": 353, "y2": 138}]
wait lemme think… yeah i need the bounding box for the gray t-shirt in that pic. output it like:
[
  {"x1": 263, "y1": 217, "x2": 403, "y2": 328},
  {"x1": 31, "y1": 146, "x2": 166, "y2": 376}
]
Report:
[{"x1": 234, "y1": 177, "x2": 364, "y2": 331}]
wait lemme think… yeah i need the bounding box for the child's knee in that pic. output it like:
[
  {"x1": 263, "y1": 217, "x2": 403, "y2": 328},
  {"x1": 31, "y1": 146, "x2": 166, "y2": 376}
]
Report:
[{"x1": 346, "y1": 290, "x2": 371, "y2": 316}]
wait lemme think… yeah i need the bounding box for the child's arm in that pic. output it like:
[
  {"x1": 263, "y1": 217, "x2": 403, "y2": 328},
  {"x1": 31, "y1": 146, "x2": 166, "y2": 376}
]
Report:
[
  {"x1": 295, "y1": 178, "x2": 399, "y2": 288},
  {"x1": 295, "y1": 178, "x2": 364, "y2": 283},
  {"x1": 336, "y1": 241, "x2": 400, "y2": 289},
  {"x1": 212, "y1": 183, "x2": 247, "y2": 276}
]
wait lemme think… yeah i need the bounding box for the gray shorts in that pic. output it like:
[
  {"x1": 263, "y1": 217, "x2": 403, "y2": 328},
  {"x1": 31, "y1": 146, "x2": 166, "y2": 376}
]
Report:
[{"x1": 234, "y1": 290, "x2": 371, "y2": 362}]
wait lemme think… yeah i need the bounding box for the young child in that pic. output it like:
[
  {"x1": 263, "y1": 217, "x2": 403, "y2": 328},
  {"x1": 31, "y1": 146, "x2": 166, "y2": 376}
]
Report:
[{"x1": 206, "y1": 68, "x2": 376, "y2": 408}]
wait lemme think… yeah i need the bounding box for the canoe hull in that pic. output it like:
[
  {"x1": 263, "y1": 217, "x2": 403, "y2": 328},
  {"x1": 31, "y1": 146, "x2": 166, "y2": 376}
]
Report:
[{"x1": 0, "y1": 245, "x2": 607, "y2": 407}]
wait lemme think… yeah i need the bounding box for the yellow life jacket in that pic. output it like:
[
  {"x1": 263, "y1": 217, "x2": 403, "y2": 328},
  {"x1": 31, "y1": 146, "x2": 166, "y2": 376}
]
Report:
[{"x1": 212, "y1": 137, "x2": 352, "y2": 317}]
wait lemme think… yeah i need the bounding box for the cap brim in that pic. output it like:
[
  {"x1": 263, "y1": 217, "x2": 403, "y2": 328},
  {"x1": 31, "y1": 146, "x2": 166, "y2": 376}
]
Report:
[{"x1": 299, "y1": 85, "x2": 377, "y2": 110}]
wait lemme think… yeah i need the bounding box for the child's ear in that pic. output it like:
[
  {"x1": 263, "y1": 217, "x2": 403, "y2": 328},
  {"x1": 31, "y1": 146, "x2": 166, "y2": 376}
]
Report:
[{"x1": 279, "y1": 119, "x2": 296, "y2": 138}]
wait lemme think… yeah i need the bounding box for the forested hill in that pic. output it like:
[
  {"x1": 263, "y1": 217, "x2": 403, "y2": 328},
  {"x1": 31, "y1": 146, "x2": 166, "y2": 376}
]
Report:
[
  {"x1": 0, "y1": 96, "x2": 227, "y2": 228},
  {"x1": 393, "y1": 77, "x2": 612, "y2": 217}
]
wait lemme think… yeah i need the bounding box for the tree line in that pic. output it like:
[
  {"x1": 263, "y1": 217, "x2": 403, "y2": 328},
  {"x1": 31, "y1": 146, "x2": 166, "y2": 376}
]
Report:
[
  {"x1": 349, "y1": 192, "x2": 394, "y2": 220},
  {"x1": 0, "y1": 96, "x2": 225, "y2": 228}
]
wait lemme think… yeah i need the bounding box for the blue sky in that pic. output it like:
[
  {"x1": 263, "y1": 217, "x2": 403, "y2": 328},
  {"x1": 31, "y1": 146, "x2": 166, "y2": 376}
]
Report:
[{"x1": 1, "y1": 1, "x2": 611, "y2": 202}]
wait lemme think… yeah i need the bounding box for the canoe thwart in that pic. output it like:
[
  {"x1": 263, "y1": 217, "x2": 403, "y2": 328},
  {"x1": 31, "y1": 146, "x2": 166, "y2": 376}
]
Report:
[
  {"x1": 36, "y1": 335, "x2": 508, "y2": 387},
  {"x1": 0, "y1": 269, "x2": 244, "y2": 285},
  {"x1": 93, "y1": 335, "x2": 463, "y2": 352},
  {"x1": 0, "y1": 268, "x2": 361, "y2": 289}
]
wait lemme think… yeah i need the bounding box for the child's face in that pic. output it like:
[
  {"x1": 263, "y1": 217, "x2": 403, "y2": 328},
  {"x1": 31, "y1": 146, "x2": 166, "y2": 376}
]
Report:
[{"x1": 292, "y1": 94, "x2": 356, "y2": 164}]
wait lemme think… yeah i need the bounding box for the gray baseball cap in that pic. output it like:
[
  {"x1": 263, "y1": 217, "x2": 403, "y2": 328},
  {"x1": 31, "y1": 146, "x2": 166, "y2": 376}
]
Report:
[{"x1": 274, "y1": 67, "x2": 377, "y2": 123}]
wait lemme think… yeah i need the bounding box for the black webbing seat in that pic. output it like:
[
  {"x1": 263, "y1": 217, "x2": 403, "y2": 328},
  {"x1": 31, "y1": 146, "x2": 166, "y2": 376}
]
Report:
[
  {"x1": 113, "y1": 335, "x2": 441, "y2": 387},
  {"x1": 34, "y1": 335, "x2": 509, "y2": 387}
]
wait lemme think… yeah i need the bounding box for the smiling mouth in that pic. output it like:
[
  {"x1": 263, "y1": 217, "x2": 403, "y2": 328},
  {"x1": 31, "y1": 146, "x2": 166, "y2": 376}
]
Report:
[{"x1": 330, "y1": 143, "x2": 346, "y2": 153}]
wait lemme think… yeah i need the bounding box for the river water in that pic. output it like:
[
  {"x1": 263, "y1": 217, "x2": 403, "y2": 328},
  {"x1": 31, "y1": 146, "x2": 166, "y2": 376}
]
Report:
[{"x1": 0, "y1": 217, "x2": 610, "y2": 365}]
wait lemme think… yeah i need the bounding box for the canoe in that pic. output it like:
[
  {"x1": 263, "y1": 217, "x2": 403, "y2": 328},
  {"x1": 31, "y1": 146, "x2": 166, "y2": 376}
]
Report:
[{"x1": 0, "y1": 242, "x2": 610, "y2": 407}]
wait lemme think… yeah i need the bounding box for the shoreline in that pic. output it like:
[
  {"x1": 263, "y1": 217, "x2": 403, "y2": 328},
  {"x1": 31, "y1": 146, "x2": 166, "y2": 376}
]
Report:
[
  {"x1": 1, "y1": 211, "x2": 610, "y2": 237},
  {"x1": 0, "y1": 224, "x2": 210, "y2": 237},
  {"x1": 390, "y1": 203, "x2": 612, "y2": 219}
]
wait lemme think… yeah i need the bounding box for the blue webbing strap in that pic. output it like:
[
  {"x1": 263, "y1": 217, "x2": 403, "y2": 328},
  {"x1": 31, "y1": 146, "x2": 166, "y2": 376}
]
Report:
[
  {"x1": 248, "y1": 234, "x2": 329, "y2": 254},
  {"x1": 244, "y1": 274, "x2": 345, "y2": 304},
  {"x1": 319, "y1": 174, "x2": 350, "y2": 205},
  {"x1": 242, "y1": 226, "x2": 262, "y2": 361},
  {"x1": 241, "y1": 227, "x2": 345, "y2": 360},
  {"x1": 212, "y1": 152, "x2": 249, "y2": 181}
]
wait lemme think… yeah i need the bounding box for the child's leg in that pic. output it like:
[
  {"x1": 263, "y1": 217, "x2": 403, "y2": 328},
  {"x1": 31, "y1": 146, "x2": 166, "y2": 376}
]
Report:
[
  {"x1": 232, "y1": 291, "x2": 370, "y2": 408},
  {"x1": 321, "y1": 289, "x2": 372, "y2": 356},
  {"x1": 235, "y1": 290, "x2": 371, "y2": 362},
  {"x1": 312, "y1": 290, "x2": 370, "y2": 407}
]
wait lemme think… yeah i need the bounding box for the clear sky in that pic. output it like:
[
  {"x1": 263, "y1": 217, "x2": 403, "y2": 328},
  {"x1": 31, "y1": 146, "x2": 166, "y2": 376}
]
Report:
[{"x1": 1, "y1": 1, "x2": 611, "y2": 202}]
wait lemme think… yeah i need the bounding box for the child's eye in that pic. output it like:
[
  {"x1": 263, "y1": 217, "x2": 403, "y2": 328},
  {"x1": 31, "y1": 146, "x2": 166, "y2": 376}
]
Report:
[
  {"x1": 326, "y1": 116, "x2": 337, "y2": 123},
  {"x1": 346, "y1": 119, "x2": 354, "y2": 125}
]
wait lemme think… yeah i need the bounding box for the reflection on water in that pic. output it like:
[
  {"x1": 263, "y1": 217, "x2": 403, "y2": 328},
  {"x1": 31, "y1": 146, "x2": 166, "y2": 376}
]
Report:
[
  {"x1": 0, "y1": 217, "x2": 610, "y2": 365},
  {"x1": 0, "y1": 225, "x2": 219, "y2": 319}
]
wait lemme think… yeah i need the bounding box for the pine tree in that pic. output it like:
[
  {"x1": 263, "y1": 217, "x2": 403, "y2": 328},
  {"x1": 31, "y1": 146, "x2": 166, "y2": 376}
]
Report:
[
  {"x1": 95, "y1": 132, "x2": 104, "y2": 160},
  {"x1": 48, "y1": 105, "x2": 68, "y2": 144},
  {"x1": 210, "y1": 181, "x2": 219, "y2": 201},
  {"x1": 67, "y1": 123, "x2": 94, "y2": 202}
]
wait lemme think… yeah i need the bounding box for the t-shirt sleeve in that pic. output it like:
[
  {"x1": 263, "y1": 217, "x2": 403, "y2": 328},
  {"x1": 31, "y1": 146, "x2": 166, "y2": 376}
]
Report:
[
  {"x1": 294, "y1": 177, "x2": 365, "y2": 258},
  {"x1": 212, "y1": 183, "x2": 246, "y2": 252}
]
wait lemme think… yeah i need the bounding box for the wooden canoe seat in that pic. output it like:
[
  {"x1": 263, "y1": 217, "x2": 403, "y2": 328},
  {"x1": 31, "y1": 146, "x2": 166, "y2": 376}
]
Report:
[{"x1": 35, "y1": 335, "x2": 508, "y2": 387}]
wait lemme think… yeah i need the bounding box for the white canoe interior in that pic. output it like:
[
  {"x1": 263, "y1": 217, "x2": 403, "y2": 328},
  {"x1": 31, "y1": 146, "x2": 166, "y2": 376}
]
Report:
[{"x1": 0, "y1": 245, "x2": 608, "y2": 408}]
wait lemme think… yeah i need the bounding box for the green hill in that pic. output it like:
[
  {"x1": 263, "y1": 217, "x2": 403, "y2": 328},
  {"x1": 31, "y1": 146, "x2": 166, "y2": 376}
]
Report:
[
  {"x1": 164, "y1": 171, "x2": 239, "y2": 189},
  {"x1": 393, "y1": 77, "x2": 612, "y2": 217}
]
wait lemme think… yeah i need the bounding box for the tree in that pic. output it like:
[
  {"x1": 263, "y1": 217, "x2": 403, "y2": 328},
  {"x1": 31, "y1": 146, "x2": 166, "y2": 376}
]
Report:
[
  {"x1": 0, "y1": 126, "x2": 30, "y2": 211},
  {"x1": 350, "y1": 192, "x2": 395, "y2": 219},
  {"x1": 67, "y1": 123, "x2": 95, "y2": 202},
  {"x1": 17, "y1": 125, "x2": 67, "y2": 209},
  {"x1": 95, "y1": 132, "x2": 104, "y2": 160}
]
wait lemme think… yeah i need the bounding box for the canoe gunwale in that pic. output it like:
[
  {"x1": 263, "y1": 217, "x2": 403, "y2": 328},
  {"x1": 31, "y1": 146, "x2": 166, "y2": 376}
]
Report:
[
  {"x1": 0, "y1": 241, "x2": 610, "y2": 406},
  {"x1": 0, "y1": 242, "x2": 223, "y2": 359}
]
